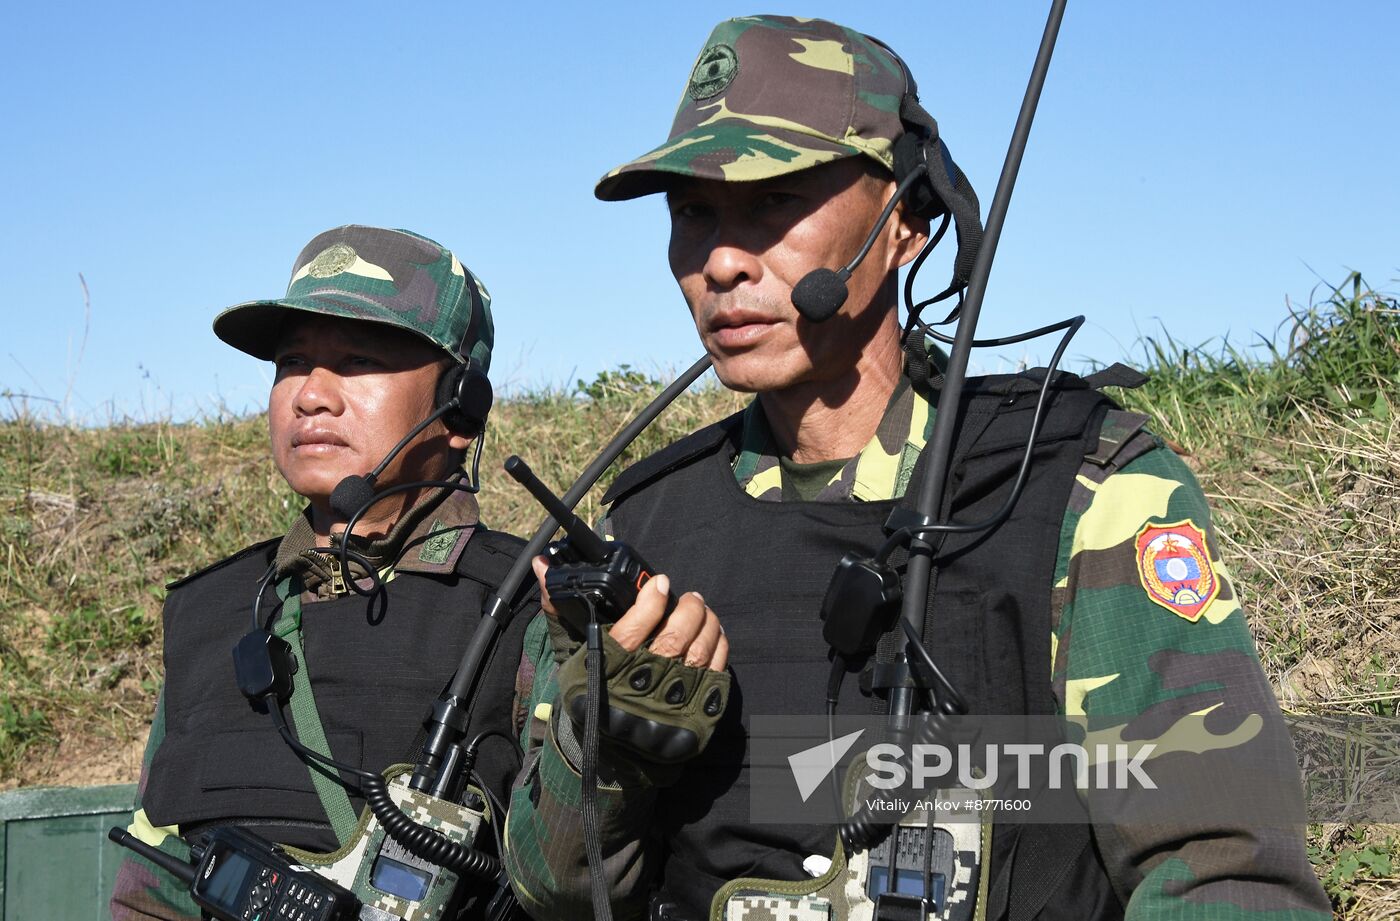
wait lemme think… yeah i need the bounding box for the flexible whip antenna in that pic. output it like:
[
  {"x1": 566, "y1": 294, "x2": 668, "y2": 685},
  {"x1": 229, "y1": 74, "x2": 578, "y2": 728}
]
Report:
[
  {"x1": 889, "y1": 0, "x2": 1068, "y2": 718},
  {"x1": 411, "y1": 355, "x2": 714, "y2": 796}
]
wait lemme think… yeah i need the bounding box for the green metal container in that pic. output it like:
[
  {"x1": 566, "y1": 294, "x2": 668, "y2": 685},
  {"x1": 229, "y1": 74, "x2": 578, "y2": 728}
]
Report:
[{"x1": 0, "y1": 784, "x2": 137, "y2": 920}]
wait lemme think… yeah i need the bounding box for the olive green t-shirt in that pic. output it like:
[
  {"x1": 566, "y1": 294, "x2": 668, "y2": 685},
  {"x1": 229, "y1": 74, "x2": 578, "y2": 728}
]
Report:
[{"x1": 777, "y1": 454, "x2": 854, "y2": 502}]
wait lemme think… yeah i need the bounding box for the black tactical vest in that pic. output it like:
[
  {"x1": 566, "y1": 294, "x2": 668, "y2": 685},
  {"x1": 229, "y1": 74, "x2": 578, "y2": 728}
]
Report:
[
  {"x1": 144, "y1": 529, "x2": 532, "y2": 852},
  {"x1": 601, "y1": 373, "x2": 1127, "y2": 921}
]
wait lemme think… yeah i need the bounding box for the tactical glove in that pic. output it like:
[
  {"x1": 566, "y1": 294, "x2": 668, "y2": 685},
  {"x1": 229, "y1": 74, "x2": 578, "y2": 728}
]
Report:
[{"x1": 556, "y1": 627, "x2": 730, "y2": 771}]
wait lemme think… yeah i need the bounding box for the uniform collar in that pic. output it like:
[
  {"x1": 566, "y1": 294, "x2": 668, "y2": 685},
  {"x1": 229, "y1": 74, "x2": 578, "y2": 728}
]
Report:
[
  {"x1": 733, "y1": 376, "x2": 935, "y2": 503},
  {"x1": 274, "y1": 476, "x2": 479, "y2": 597}
]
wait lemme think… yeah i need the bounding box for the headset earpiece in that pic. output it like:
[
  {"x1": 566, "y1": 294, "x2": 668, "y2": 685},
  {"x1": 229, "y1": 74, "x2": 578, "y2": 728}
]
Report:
[
  {"x1": 791, "y1": 35, "x2": 984, "y2": 324},
  {"x1": 435, "y1": 361, "x2": 493, "y2": 435},
  {"x1": 892, "y1": 133, "x2": 945, "y2": 220},
  {"x1": 866, "y1": 32, "x2": 984, "y2": 300}
]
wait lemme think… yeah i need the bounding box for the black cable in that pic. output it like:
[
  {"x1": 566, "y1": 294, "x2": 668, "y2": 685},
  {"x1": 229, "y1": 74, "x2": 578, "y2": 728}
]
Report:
[
  {"x1": 901, "y1": 211, "x2": 952, "y2": 322},
  {"x1": 873, "y1": 315, "x2": 1083, "y2": 565},
  {"x1": 470, "y1": 768, "x2": 508, "y2": 860},
  {"x1": 318, "y1": 544, "x2": 390, "y2": 600},
  {"x1": 903, "y1": 295, "x2": 963, "y2": 347},
  {"x1": 250, "y1": 564, "x2": 277, "y2": 631},
  {"x1": 922, "y1": 818, "x2": 936, "y2": 907},
  {"x1": 899, "y1": 619, "x2": 965, "y2": 717},
  {"x1": 825, "y1": 657, "x2": 847, "y2": 823},
  {"x1": 466, "y1": 421, "x2": 486, "y2": 493},
  {"x1": 467, "y1": 728, "x2": 519, "y2": 754},
  {"x1": 336, "y1": 476, "x2": 478, "y2": 597},
  {"x1": 911, "y1": 312, "x2": 1080, "y2": 349},
  {"x1": 268, "y1": 702, "x2": 378, "y2": 783}
]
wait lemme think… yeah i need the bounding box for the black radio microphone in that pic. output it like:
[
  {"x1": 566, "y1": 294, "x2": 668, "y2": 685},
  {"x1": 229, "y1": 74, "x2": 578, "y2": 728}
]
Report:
[
  {"x1": 329, "y1": 472, "x2": 379, "y2": 520},
  {"x1": 327, "y1": 363, "x2": 491, "y2": 520},
  {"x1": 790, "y1": 163, "x2": 929, "y2": 323},
  {"x1": 328, "y1": 402, "x2": 454, "y2": 519}
]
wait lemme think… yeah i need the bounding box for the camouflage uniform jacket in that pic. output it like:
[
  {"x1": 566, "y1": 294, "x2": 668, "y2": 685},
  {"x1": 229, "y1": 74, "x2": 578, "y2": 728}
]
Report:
[
  {"x1": 110, "y1": 482, "x2": 508, "y2": 920},
  {"x1": 505, "y1": 378, "x2": 1330, "y2": 920}
]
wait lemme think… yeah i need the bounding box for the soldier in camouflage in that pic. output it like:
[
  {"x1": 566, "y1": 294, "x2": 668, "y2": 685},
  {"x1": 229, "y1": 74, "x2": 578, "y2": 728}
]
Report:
[
  {"x1": 504, "y1": 15, "x2": 1331, "y2": 921},
  {"x1": 110, "y1": 225, "x2": 533, "y2": 919}
]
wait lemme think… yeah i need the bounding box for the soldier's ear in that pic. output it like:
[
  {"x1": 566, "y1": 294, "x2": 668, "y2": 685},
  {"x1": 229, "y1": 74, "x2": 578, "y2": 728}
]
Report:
[{"x1": 887, "y1": 188, "x2": 930, "y2": 271}]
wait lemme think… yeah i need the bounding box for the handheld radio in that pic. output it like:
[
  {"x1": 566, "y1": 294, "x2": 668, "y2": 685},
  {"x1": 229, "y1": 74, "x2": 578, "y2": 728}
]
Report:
[
  {"x1": 109, "y1": 768, "x2": 493, "y2": 921},
  {"x1": 503, "y1": 455, "x2": 660, "y2": 632},
  {"x1": 109, "y1": 826, "x2": 359, "y2": 921}
]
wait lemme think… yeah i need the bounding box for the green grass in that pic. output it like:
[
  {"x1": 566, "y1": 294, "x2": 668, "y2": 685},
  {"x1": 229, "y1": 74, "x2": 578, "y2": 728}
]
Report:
[
  {"x1": 1105, "y1": 274, "x2": 1400, "y2": 918},
  {"x1": 1, "y1": 273, "x2": 1396, "y2": 915},
  {"x1": 1108, "y1": 274, "x2": 1399, "y2": 694}
]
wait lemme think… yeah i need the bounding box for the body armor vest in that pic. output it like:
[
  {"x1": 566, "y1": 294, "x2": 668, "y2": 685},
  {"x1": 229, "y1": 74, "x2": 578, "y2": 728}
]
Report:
[
  {"x1": 601, "y1": 373, "x2": 1128, "y2": 921},
  {"x1": 144, "y1": 529, "x2": 530, "y2": 851}
]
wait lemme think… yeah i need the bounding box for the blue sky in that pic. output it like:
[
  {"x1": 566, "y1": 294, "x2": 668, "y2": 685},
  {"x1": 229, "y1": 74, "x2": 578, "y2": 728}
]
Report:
[{"x1": 2, "y1": 2, "x2": 1396, "y2": 422}]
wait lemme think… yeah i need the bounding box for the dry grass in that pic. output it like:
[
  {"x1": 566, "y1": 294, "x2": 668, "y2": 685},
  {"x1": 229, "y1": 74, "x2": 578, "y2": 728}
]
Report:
[
  {"x1": 1, "y1": 276, "x2": 1396, "y2": 913},
  {"x1": 1111, "y1": 275, "x2": 1400, "y2": 915},
  {"x1": 0, "y1": 375, "x2": 744, "y2": 790}
]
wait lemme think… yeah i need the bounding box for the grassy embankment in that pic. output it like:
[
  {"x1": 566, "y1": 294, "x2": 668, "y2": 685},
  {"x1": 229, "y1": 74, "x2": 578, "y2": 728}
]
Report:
[{"x1": 1, "y1": 274, "x2": 1396, "y2": 915}]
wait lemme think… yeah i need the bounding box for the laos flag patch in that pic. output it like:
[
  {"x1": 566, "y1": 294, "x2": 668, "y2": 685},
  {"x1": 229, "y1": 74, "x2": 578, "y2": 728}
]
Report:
[{"x1": 1135, "y1": 519, "x2": 1219, "y2": 622}]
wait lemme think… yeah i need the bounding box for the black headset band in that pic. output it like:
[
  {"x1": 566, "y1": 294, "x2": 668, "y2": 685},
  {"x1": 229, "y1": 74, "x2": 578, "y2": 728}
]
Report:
[
  {"x1": 863, "y1": 32, "x2": 985, "y2": 296},
  {"x1": 436, "y1": 360, "x2": 494, "y2": 435}
]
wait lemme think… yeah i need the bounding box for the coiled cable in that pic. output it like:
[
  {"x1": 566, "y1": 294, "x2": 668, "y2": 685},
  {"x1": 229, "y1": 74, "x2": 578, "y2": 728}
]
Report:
[{"x1": 361, "y1": 772, "x2": 501, "y2": 880}]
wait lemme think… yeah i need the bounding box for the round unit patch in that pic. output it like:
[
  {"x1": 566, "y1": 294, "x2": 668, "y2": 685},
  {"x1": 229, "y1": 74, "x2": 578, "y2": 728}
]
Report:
[
  {"x1": 1135, "y1": 519, "x2": 1219, "y2": 622},
  {"x1": 689, "y1": 44, "x2": 738, "y2": 100},
  {"x1": 305, "y1": 243, "x2": 356, "y2": 278}
]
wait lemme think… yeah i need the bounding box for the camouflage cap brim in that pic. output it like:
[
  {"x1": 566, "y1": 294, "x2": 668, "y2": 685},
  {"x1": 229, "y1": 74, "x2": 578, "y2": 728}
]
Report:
[
  {"x1": 596, "y1": 122, "x2": 875, "y2": 202},
  {"x1": 213, "y1": 295, "x2": 459, "y2": 363},
  {"x1": 595, "y1": 15, "x2": 908, "y2": 202},
  {"x1": 211, "y1": 225, "x2": 495, "y2": 373}
]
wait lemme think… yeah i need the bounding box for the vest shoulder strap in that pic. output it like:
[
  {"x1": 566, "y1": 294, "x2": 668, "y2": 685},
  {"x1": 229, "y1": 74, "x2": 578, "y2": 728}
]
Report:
[
  {"x1": 1084, "y1": 408, "x2": 1156, "y2": 470},
  {"x1": 602, "y1": 411, "x2": 743, "y2": 505},
  {"x1": 454, "y1": 527, "x2": 531, "y2": 594},
  {"x1": 954, "y1": 375, "x2": 1119, "y2": 463},
  {"x1": 164, "y1": 536, "x2": 279, "y2": 592},
  {"x1": 1081, "y1": 361, "x2": 1149, "y2": 391}
]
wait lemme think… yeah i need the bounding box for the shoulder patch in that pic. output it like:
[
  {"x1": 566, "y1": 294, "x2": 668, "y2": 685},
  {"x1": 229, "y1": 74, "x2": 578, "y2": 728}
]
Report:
[
  {"x1": 417, "y1": 517, "x2": 458, "y2": 565},
  {"x1": 1134, "y1": 519, "x2": 1219, "y2": 622},
  {"x1": 601, "y1": 412, "x2": 743, "y2": 505},
  {"x1": 164, "y1": 536, "x2": 279, "y2": 592}
]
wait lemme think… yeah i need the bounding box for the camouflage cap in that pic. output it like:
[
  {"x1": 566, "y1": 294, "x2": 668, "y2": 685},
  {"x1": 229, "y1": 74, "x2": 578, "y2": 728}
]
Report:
[
  {"x1": 596, "y1": 15, "x2": 909, "y2": 201},
  {"x1": 213, "y1": 225, "x2": 494, "y2": 371}
]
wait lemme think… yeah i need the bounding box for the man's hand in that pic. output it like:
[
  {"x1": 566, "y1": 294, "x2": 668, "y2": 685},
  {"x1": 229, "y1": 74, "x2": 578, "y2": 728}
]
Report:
[
  {"x1": 534, "y1": 555, "x2": 733, "y2": 769},
  {"x1": 532, "y1": 556, "x2": 728, "y2": 671}
]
